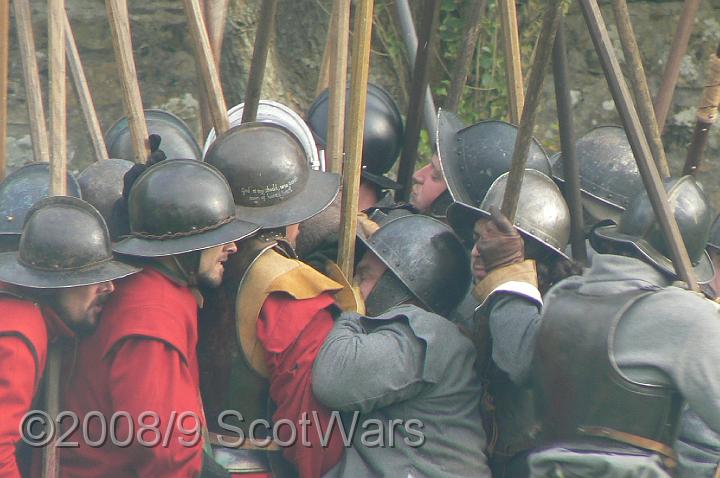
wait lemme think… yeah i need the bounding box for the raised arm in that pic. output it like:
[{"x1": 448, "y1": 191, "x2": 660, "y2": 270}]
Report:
[{"x1": 312, "y1": 313, "x2": 427, "y2": 414}]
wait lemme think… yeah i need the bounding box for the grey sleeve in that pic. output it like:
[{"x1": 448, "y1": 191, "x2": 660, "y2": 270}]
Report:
[
  {"x1": 675, "y1": 406, "x2": 720, "y2": 478},
  {"x1": 669, "y1": 320, "x2": 720, "y2": 434},
  {"x1": 487, "y1": 294, "x2": 542, "y2": 385},
  {"x1": 312, "y1": 316, "x2": 427, "y2": 414}
]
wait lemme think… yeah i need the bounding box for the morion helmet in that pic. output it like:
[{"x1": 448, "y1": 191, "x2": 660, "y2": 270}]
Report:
[
  {"x1": 205, "y1": 122, "x2": 341, "y2": 229},
  {"x1": 0, "y1": 196, "x2": 138, "y2": 288},
  {"x1": 592, "y1": 175, "x2": 714, "y2": 283},
  {"x1": 358, "y1": 214, "x2": 471, "y2": 316},
  {"x1": 307, "y1": 83, "x2": 404, "y2": 190}
]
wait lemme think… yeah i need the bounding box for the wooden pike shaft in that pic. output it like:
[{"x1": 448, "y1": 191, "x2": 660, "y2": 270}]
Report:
[
  {"x1": 183, "y1": 0, "x2": 229, "y2": 134},
  {"x1": 553, "y1": 20, "x2": 587, "y2": 265},
  {"x1": 13, "y1": 0, "x2": 50, "y2": 163},
  {"x1": 315, "y1": 0, "x2": 335, "y2": 97},
  {"x1": 612, "y1": 0, "x2": 670, "y2": 178},
  {"x1": 500, "y1": 0, "x2": 563, "y2": 221},
  {"x1": 0, "y1": 0, "x2": 9, "y2": 180},
  {"x1": 654, "y1": 0, "x2": 702, "y2": 132},
  {"x1": 49, "y1": 0, "x2": 66, "y2": 196},
  {"x1": 682, "y1": 42, "x2": 720, "y2": 176},
  {"x1": 499, "y1": 0, "x2": 524, "y2": 124},
  {"x1": 106, "y1": 0, "x2": 149, "y2": 163},
  {"x1": 241, "y1": 0, "x2": 277, "y2": 124},
  {"x1": 446, "y1": 0, "x2": 486, "y2": 113},
  {"x1": 395, "y1": 0, "x2": 441, "y2": 202},
  {"x1": 205, "y1": 0, "x2": 228, "y2": 58},
  {"x1": 579, "y1": 0, "x2": 699, "y2": 291},
  {"x1": 64, "y1": 13, "x2": 108, "y2": 161},
  {"x1": 43, "y1": 1, "x2": 66, "y2": 474},
  {"x1": 337, "y1": 0, "x2": 374, "y2": 280},
  {"x1": 325, "y1": 0, "x2": 350, "y2": 174},
  {"x1": 198, "y1": 0, "x2": 228, "y2": 141},
  {"x1": 41, "y1": 346, "x2": 62, "y2": 478}
]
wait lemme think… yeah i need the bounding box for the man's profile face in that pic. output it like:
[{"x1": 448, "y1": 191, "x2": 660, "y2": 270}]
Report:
[
  {"x1": 285, "y1": 224, "x2": 300, "y2": 249},
  {"x1": 470, "y1": 218, "x2": 490, "y2": 282},
  {"x1": 353, "y1": 250, "x2": 388, "y2": 300},
  {"x1": 410, "y1": 153, "x2": 448, "y2": 213},
  {"x1": 197, "y1": 242, "x2": 238, "y2": 288},
  {"x1": 53, "y1": 282, "x2": 115, "y2": 335}
]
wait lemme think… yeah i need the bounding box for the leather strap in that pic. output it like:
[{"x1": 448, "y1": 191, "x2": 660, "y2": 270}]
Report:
[
  {"x1": 208, "y1": 432, "x2": 281, "y2": 452},
  {"x1": 578, "y1": 426, "x2": 677, "y2": 468}
]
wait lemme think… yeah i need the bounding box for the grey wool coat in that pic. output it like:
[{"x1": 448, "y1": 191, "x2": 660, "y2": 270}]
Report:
[
  {"x1": 528, "y1": 254, "x2": 720, "y2": 478},
  {"x1": 312, "y1": 304, "x2": 491, "y2": 478}
]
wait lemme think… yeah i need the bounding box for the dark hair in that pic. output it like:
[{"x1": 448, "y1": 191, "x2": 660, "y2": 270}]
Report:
[
  {"x1": 536, "y1": 256, "x2": 584, "y2": 295},
  {"x1": 525, "y1": 240, "x2": 583, "y2": 294},
  {"x1": 295, "y1": 194, "x2": 342, "y2": 260}
]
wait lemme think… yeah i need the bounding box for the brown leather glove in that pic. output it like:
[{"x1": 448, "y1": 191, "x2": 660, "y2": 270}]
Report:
[{"x1": 474, "y1": 206, "x2": 525, "y2": 271}]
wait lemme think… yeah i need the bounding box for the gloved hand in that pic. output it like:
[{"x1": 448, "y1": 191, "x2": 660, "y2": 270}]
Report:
[{"x1": 474, "y1": 206, "x2": 524, "y2": 272}]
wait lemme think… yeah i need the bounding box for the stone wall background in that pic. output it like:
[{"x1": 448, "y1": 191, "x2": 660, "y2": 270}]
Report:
[{"x1": 4, "y1": 0, "x2": 720, "y2": 204}]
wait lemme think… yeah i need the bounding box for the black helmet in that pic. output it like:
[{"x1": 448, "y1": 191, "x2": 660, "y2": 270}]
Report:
[
  {"x1": 0, "y1": 162, "x2": 82, "y2": 237},
  {"x1": 593, "y1": 175, "x2": 714, "y2": 283},
  {"x1": 0, "y1": 196, "x2": 138, "y2": 288},
  {"x1": 307, "y1": 83, "x2": 404, "y2": 190},
  {"x1": 77, "y1": 158, "x2": 134, "y2": 226},
  {"x1": 113, "y1": 159, "x2": 260, "y2": 257},
  {"x1": 205, "y1": 122, "x2": 341, "y2": 229},
  {"x1": 551, "y1": 126, "x2": 643, "y2": 220},
  {"x1": 203, "y1": 100, "x2": 324, "y2": 172},
  {"x1": 707, "y1": 214, "x2": 720, "y2": 252},
  {"x1": 448, "y1": 169, "x2": 571, "y2": 259},
  {"x1": 105, "y1": 109, "x2": 202, "y2": 161},
  {"x1": 358, "y1": 214, "x2": 471, "y2": 316},
  {"x1": 437, "y1": 110, "x2": 551, "y2": 207}
]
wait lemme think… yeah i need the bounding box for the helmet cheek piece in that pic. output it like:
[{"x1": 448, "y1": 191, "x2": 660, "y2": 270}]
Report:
[{"x1": 364, "y1": 270, "x2": 415, "y2": 317}]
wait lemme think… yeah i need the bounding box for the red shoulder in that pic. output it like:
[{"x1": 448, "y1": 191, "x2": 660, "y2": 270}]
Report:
[
  {"x1": 257, "y1": 292, "x2": 335, "y2": 354},
  {"x1": 95, "y1": 268, "x2": 198, "y2": 363},
  {"x1": 0, "y1": 298, "x2": 49, "y2": 380}
]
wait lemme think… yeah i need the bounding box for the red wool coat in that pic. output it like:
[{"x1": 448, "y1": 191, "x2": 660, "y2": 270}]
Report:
[
  {"x1": 256, "y1": 292, "x2": 345, "y2": 478},
  {"x1": 60, "y1": 268, "x2": 205, "y2": 478},
  {"x1": 0, "y1": 288, "x2": 73, "y2": 478}
]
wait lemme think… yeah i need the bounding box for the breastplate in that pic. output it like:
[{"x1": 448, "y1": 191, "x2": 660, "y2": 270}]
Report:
[{"x1": 535, "y1": 287, "x2": 683, "y2": 448}]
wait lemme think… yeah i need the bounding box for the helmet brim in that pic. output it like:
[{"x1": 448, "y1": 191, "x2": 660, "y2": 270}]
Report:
[
  {"x1": 593, "y1": 223, "x2": 715, "y2": 284},
  {"x1": 447, "y1": 201, "x2": 571, "y2": 261},
  {"x1": 361, "y1": 170, "x2": 402, "y2": 190},
  {"x1": 552, "y1": 163, "x2": 631, "y2": 213},
  {"x1": 0, "y1": 253, "x2": 139, "y2": 289},
  {"x1": 234, "y1": 171, "x2": 341, "y2": 229},
  {"x1": 435, "y1": 109, "x2": 467, "y2": 203},
  {"x1": 113, "y1": 218, "x2": 260, "y2": 257}
]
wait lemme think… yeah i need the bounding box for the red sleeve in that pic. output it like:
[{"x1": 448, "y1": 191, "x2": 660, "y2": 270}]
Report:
[
  {"x1": 0, "y1": 337, "x2": 37, "y2": 478},
  {"x1": 258, "y1": 293, "x2": 345, "y2": 478},
  {"x1": 107, "y1": 338, "x2": 203, "y2": 478}
]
